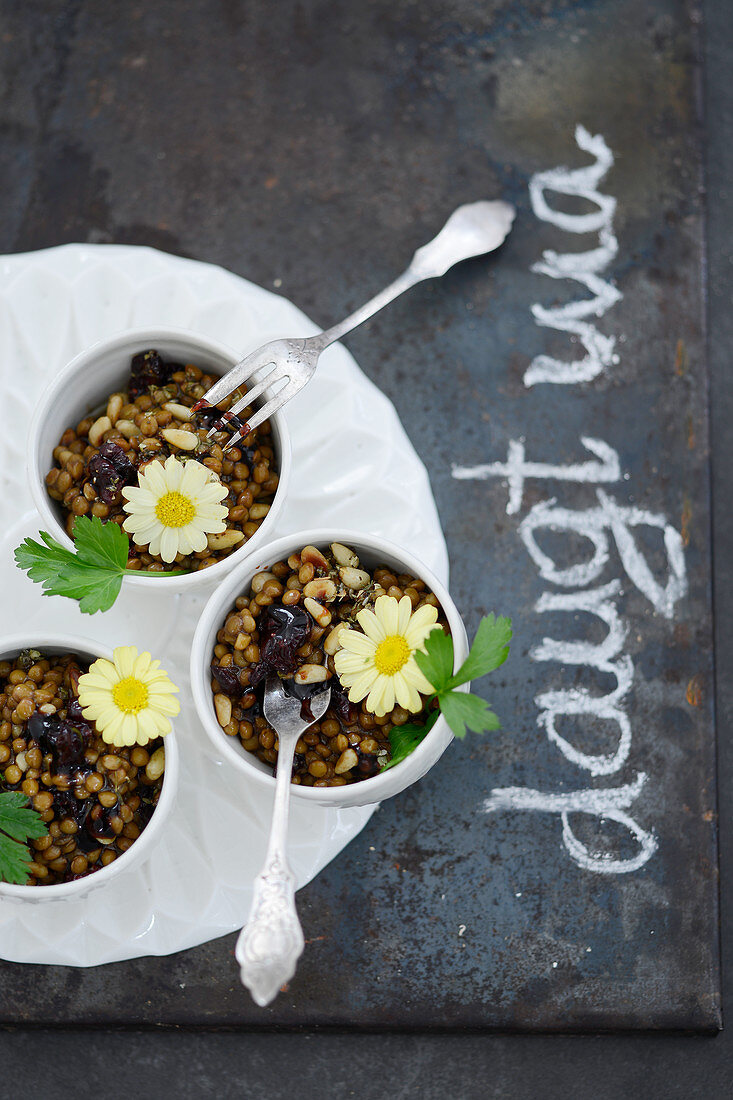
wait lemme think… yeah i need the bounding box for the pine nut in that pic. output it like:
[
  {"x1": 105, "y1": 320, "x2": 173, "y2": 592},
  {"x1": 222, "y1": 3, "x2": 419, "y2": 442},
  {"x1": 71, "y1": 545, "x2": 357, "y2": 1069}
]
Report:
[
  {"x1": 339, "y1": 566, "x2": 371, "y2": 591},
  {"x1": 294, "y1": 664, "x2": 329, "y2": 685},
  {"x1": 323, "y1": 624, "x2": 347, "y2": 655},
  {"x1": 163, "y1": 401, "x2": 192, "y2": 420},
  {"x1": 300, "y1": 544, "x2": 330, "y2": 571},
  {"x1": 145, "y1": 746, "x2": 166, "y2": 781},
  {"x1": 88, "y1": 415, "x2": 112, "y2": 446},
  {"x1": 303, "y1": 577, "x2": 338, "y2": 602},
  {"x1": 106, "y1": 394, "x2": 124, "y2": 424},
  {"x1": 206, "y1": 529, "x2": 245, "y2": 550},
  {"x1": 331, "y1": 542, "x2": 360, "y2": 568},
  {"x1": 304, "y1": 597, "x2": 332, "y2": 627},
  {"x1": 214, "y1": 694, "x2": 232, "y2": 728},
  {"x1": 115, "y1": 419, "x2": 142, "y2": 439},
  {"x1": 251, "y1": 570, "x2": 277, "y2": 593},
  {"x1": 334, "y1": 748, "x2": 359, "y2": 774},
  {"x1": 161, "y1": 427, "x2": 198, "y2": 450}
]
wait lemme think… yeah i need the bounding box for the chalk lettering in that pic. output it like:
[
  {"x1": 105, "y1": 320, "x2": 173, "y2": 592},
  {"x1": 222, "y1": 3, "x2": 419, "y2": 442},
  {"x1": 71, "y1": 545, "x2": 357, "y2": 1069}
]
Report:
[
  {"x1": 525, "y1": 124, "x2": 621, "y2": 386},
  {"x1": 451, "y1": 436, "x2": 620, "y2": 515},
  {"x1": 519, "y1": 489, "x2": 687, "y2": 618},
  {"x1": 483, "y1": 773, "x2": 658, "y2": 874}
]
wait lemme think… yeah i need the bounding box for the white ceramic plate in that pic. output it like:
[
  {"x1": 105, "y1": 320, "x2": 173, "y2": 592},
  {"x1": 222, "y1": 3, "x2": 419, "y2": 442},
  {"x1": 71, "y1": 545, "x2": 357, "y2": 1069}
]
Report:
[{"x1": 0, "y1": 244, "x2": 448, "y2": 965}]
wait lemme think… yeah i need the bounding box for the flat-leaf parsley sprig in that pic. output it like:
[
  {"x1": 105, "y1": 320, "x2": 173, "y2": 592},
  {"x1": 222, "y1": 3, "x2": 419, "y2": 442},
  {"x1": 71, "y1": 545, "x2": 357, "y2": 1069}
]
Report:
[
  {"x1": 0, "y1": 792, "x2": 49, "y2": 885},
  {"x1": 14, "y1": 515, "x2": 187, "y2": 615},
  {"x1": 381, "y1": 613, "x2": 512, "y2": 771}
]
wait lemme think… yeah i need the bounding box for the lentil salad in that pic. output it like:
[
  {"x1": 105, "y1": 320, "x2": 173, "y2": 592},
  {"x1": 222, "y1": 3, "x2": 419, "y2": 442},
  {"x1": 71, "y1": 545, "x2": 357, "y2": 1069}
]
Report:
[
  {"x1": 0, "y1": 649, "x2": 165, "y2": 885},
  {"x1": 44, "y1": 349, "x2": 280, "y2": 573},
  {"x1": 210, "y1": 541, "x2": 450, "y2": 786}
]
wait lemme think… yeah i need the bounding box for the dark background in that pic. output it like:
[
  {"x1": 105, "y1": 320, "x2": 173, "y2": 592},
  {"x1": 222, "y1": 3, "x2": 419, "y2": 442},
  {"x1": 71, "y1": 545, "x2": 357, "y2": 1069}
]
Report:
[{"x1": 0, "y1": 0, "x2": 732, "y2": 1093}]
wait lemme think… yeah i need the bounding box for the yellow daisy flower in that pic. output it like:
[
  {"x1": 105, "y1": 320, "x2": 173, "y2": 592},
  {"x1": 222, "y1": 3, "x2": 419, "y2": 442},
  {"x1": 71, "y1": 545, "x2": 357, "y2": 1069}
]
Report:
[
  {"x1": 77, "y1": 645, "x2": 180, "y2": 747},
  {"x1": 334, "y1": 594, "x2": 440, "y2": 717},
  {"x1": 121, "y1": 454, "x2": 228, "y2": 564}
]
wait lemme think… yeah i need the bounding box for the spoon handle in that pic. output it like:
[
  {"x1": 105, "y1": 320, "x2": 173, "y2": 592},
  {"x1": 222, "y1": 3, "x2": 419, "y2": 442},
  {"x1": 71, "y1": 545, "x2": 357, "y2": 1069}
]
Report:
[
  {"x1": 235, "y1": 735, "x2": 304, "y2": 1007},
  {"x1": 316, "y1": 200, "x2": 515, "y2": 350}
]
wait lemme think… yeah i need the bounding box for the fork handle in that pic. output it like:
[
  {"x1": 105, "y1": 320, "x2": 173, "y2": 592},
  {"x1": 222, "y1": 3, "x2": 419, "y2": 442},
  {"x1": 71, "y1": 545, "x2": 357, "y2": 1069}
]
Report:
[
  {"x1": 315, "y1": 200, "x2": 515, "y2": 350},
  {"x1": 235, "y1": 735, "x2": 304, "y2": 1007},
  {"x1": 316, "y1": 268, "x2": 421, "y2": 350}
]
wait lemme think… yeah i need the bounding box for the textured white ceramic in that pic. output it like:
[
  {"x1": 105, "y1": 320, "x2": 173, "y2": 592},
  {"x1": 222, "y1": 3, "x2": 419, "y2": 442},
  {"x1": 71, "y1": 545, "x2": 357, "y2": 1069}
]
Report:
[
  {"x1": 0, "y1": 243, "x2": 448, "y2": 965},
  {"x1": 28, "y1": 327, "x2": 292, "y2": 594},
  {"x1": 0, "y1": 634, "x2": 179, "y2": 904},
  {"x1": 192, "y1": 530, "x2": 469, "y2": 808}
]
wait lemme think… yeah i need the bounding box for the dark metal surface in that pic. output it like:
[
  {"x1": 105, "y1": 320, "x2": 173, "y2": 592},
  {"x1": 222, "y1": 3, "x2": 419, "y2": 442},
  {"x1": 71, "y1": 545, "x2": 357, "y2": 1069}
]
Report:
[{"x1": 0, "y1": 0, "x2": 720, "y2": 1034}]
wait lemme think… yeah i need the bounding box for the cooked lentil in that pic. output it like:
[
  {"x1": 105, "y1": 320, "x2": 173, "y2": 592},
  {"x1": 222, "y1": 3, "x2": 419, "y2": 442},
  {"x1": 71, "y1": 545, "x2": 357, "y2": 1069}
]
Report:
[
  {"x1": 0, "y1": 649, "x2": 165, "y2": 885},
  {"x1": 210, "y1": 543, "x2": 449, "y2": 786},
  {"x1": 45, "y1": 350, "x2": 279, "y2": 572}
]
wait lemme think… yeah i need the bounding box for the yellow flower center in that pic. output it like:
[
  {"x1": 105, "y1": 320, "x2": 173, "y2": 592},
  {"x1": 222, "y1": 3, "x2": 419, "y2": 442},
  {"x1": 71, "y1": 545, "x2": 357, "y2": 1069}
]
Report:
[
  {"x1": 155, "y1": 490, "x2": 195, "y2": 529},
  {"x1": 112, "y1": 677, "x2": 149, "y2": 715},
  {"x1": 374, "y1": 635, "x2": 411, "y2": 676}
]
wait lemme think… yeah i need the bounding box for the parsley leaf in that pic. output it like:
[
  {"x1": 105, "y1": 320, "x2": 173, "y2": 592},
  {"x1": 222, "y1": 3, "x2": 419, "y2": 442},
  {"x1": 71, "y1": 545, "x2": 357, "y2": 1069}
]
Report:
[
  {"x1": 380, "y1": 611, "x2": 512, "y2": 768},
  {"x1": 414, "y1": 628, "x2": 454, "y2": 694},
  {"x1": 446, "y1": 613, "x2": 512, "y2": 689},
  {"x1": 383, "y1": 710, "x2": 440, "y2": 772},
  {"x1": 14, "y1": 516, "x2": 187, "y2": 614},
  {"x1": 439, "y1": 690, "x2": 501, "y2": 740},
  {"x1": 0, "y1": 792, "x2": 48, "y2": 885},
  {"x1": 72, "y1": 514, "x2": 129, "y2": 571}
]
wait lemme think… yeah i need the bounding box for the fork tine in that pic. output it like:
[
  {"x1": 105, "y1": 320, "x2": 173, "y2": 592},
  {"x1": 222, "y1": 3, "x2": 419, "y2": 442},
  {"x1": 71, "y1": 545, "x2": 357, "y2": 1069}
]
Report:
[
  {"x1": 229, "y1": 367, "x2": 284, "y2": 414},
  {"x1": 204, "y1": 364, "x2": 281, "y2": 440},
  {"x1": 195, "y1": 343, "x2": 277, "y2": 408},
  {"x1": 222, "y1": 374, "x2": 305, "y2": 451}
]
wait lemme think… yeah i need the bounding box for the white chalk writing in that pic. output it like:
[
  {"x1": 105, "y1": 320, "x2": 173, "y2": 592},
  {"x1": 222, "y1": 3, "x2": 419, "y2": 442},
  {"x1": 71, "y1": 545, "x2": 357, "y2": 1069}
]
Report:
[
  {"x1": 451, "y1": 127, "x2": 688, "y2": 874},
  {"x1": 452, "y1": 436, "x2": 620, "y2": 515},
  {"x1": 525, "y1": 124, "x2": 621, "y2": 386},
  {"x1": 484, "y1": 773, "x2": 658, "y2": 874}
]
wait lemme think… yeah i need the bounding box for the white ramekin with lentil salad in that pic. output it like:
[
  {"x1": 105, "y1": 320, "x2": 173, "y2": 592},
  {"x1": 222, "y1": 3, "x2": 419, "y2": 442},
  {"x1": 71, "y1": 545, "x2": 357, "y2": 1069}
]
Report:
[
  {"x1": 191, "y1": 530, "x2": 469, "y2": 809},
  {"x1": 0, "y1": 635, "x2": 179, "y2": 903},
  {"x1": 28, "y1": 328, "x2": 291, "y2": 593}
]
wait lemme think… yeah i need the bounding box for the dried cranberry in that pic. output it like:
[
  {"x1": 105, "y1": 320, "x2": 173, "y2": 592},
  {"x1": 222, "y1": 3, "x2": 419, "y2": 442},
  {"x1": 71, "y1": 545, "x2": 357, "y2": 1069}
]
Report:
[
  {"x1": 250, "y1": 605, "x2": 312, "y2": 685},
  {"x1": 356, "y1": 750, "x2": 381, "y2": 780},
  {"x1": 66, "y1": 697, "x2": 94, "y2": 730},
  {"x1": 330, "y1": 685, "x2": 358, "y2": 727},
  {"x1": 137, "y1": 799, "x2": 156, "y2": 828},
  {"x1": 28, "y1": 713, "x2": 89, "y2": 773},
  {"x1": 53, "y1": 789, "x2": 92, "y2": 828},
  {"x1": 86, "y1": 802, "x2": 117, "y2": 842},
  {"x1": 86, "y1": 441, "x2": 137, "y2": 504},
  {"x1": 211, "y1": 664, "x2": 244, "y2": 696},
  {"x1": 128, "y1": 348, "x2": 170, "y2": 397}
]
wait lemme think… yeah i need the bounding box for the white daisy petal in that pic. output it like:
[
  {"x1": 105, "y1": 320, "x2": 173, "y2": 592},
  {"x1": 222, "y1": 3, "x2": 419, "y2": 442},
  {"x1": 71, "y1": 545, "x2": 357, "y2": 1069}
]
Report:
[
  {"x1": 404, "y1": 605, "x2": 439, "y2": 647},
  {"x1": 397, "y1": 595, "x2": 413, "y2": 633},
  {"x1": 121, "y1": 453, "x2": 235, "y2": 563},
  {"x1": 334, "y1": 593, "x2": 447, "y2": 725},
  {"x1": 355, "y1": 607, "x2": 387, "y2": 643},
  {"x1": 180, "y1": 460, "x2": 208, "y2": 494},
  {"x1": 338, "y1": 629, "x2": 377, "y2": 657},
  {"x1": 401, "y1": 658, "x2": 435, "y2": 694},
  {"x1": 143, "y1": 460, "x2": 168, "y2": 493},
  {"x1": 375, "y1": 594, "x2": 399, "y2": 635},
  {"x1": 159, "y1": 527, "x2": 179, "y2": 563},
  {"x1": 76, "y1": 646, "x2": 179, "y2": 747},
  {"x1": 113, "y1": 646, "x2": 136, "y2": 678},
  {"x1": 334, "y1": 653, "x2": 372, "y2": 675},
  {"x1": 345, "y1": 667, "x2": 380, "y2": 702}
]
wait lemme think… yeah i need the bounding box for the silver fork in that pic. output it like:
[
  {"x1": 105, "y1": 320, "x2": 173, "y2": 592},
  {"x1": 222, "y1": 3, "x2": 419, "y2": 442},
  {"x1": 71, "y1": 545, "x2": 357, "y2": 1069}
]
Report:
[
  {"x1": 236, "y1": 673, "x2": 332, "y2": 1007},
  {"x1": 194, "y1": 199, "x2": 515, "y2": 449}
]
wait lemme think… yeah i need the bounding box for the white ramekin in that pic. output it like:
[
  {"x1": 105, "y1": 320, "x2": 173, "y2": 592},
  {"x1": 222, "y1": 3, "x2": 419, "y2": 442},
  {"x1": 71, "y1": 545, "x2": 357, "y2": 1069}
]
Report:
[
  {"x1": 0, "y1": 633, "x2": 179, "y2": 903},
  {"x1": 191, "y1": 530, "x2": 469, "y2": 809},
  {"x1": 28, "y1": 327, "x2": 292, "y2": 595}
]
